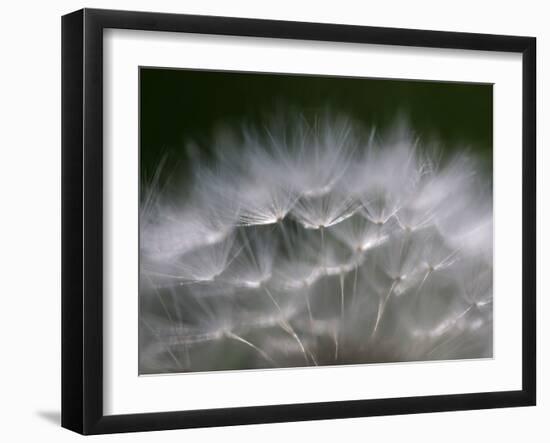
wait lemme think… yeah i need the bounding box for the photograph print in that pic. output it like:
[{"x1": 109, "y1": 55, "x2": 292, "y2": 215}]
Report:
[{"x1": 139, "y1": 68, "x2": 493, "y2": 375}]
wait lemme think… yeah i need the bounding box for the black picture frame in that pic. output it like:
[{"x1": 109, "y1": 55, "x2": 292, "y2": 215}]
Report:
[{"x1": 62, "y1": 8, "x2": 536, "y2": 435}]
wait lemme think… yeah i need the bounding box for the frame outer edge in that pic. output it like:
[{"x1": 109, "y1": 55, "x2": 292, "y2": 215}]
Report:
[
  {"x1": 61, "y1": 9, "x2": 85, "y2": 435},
  {"x1": 82, "y1": 7, "x2": 106, "y2": 434},
  {"x1": 521, "y1": 37, "x2": 536, "y2": 404},
  {"x1": 61, "y1": 8, "x2": 537, "y2": 435}
]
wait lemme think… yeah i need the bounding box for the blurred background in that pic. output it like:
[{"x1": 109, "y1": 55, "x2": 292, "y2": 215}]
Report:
[{"x1": 140, "y1": 67, "x2": 492, "y2": 184}]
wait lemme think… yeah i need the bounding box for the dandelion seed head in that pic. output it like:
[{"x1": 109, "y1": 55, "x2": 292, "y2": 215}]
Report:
[{"x1": 139, "y1": 111, "x2": 493, "y2": 373}]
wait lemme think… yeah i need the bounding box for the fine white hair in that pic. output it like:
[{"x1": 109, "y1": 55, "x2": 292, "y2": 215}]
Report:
[{"x1": 140, "y1": 111, "x2": 493, "y2": 373}]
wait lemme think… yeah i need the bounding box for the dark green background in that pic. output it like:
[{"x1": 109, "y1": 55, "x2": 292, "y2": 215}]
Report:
[{"x1": 140, "y1": 68, "x2": 492, "y2": 184}]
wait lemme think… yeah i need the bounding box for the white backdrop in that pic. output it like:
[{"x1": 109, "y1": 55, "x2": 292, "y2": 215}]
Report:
[{"x1": 0, "y1": 0, "x2": 545, "y2": 441}]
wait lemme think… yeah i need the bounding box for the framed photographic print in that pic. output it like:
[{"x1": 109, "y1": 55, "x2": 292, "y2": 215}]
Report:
[{"x1": 61, "y1": 8, "x2": 536, "y2": 435}]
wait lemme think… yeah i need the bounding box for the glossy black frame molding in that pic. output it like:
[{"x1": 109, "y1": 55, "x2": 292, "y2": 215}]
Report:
[{"x1": 62, "y1": 8, "x2": 537, "y2": 435}]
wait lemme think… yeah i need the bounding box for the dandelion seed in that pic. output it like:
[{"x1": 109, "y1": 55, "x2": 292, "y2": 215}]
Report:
[
  {"x1": 265, "y1": 112, "x2": 358, "y2": 198},
  {"x1": 331, "y1": 213, "x2": 397, "y2": 253},
  {"x1": 144, "y1": 234, "x2": 238, "y2": 284},
  {"x1": 291, "y1": 192, "x2": 359, "y2": 230}
]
